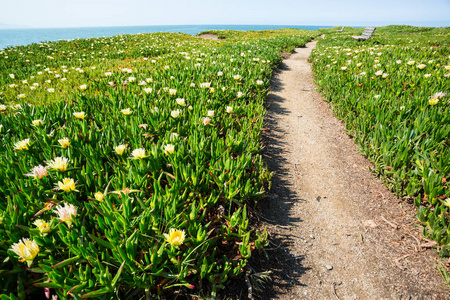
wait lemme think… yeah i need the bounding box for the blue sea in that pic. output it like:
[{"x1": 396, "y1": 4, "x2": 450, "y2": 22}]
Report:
[{"x1": 0, "y1": 25, "x2": 331, "y2": 50}]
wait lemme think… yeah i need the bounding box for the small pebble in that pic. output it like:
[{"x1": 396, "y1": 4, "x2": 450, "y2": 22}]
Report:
[{"x1": 326, "y1": 265, "x2": 333, "y2": 270}]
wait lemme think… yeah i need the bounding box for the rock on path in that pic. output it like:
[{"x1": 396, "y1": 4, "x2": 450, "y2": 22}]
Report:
[{"x1": 258, "y1": 40, "x2": 448, "y2": 299}]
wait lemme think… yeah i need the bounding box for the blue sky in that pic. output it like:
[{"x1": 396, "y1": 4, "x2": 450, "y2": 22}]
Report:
[{"x1": 1, "y1": 0, "x2": 449, "y2": 28}]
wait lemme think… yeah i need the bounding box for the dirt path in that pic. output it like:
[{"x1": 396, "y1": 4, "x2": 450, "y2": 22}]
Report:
[{"x1": 257, "y1": 40, "x2": 449, "y2": 299}]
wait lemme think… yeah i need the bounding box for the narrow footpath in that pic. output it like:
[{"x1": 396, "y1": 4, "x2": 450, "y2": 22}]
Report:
[{"x1": 258, "y1": 40, "x2": 448, "y2": 299}]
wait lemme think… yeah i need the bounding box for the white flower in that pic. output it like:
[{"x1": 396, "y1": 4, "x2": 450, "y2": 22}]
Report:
[
  {"x1": 115, "y1": 144, "x2": 128, "y2": 155},
  {"x1": 170, "y1": 132, "x2": 179, "y2": 141},
  {"x1": 226, "y1": 106, "x2": 233, "y2": 113},
  {"x1": 164, "y1": 144, "x2": 175, "y2": 154},
  {"x1": 171, "y1": 110, "x2": 180, "y2": 118},
  {"x1": 237, "y1": 92, "x2": 243, "y2": 98},
  {"x1": 207, "y1": 110, "x2": 214, "y2": 117},
  {"x1": 47, "y1": 88, "x2": 55, "y2": 93},
  {"x1": 143, "y1": 88, "x2": 152, "y2": 93},
  {"x1": 256, "y1": 80, "x2": 263, "y2": 85},
  {"x1": 9, "y1": 74, "x2": 15, "y2": 79},
  {"x1": 176, "y1": 98, "x2": 186, "y2": 106},
  {"x1": 104, "y1": 72, "x2": 112, "y2": 76},
  {"x1": 47, "y1": 157, "x2": 69, "y2": 172},
  {"x1": 79, "y1": 84, "x2": 87, "y2": 90},
  {"x1": 169, "y1": 89, "x2": 177, "y2": 95},
  {"x1": 375, "y1": 70, "x2": 383, "y2": 76},
  {"x1": 32, "y1": 119, "x2": 43, "y2": 126},
  {"x1": 128, "y1": 77, "x2": 136, "y2": 82},
  {"x1": 202, "y1": 117, "x2": 211, "y2": 125},
  {"x1": 131, "y1": 148, "x2": 146, "y2": 159},
  {"x1": 217, "y1": 71, "x2": 223, "y2": 76},
  {"x1": 10, "y1": 238, "x2": 40, "y2": 266},
  {"x1": 233, "y1": 74, "x2": 241, "y2": 80},
  {"x1": 14, "y1": 139, "x2": 30, "y2": 151},
  {"x1": 200, "y1": 82, "x2": 211, "y2": 88}
]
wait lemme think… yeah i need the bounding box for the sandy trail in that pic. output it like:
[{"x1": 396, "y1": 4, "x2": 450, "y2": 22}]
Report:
[{"x1": 258, "y1": 40, "x2": 448, "y2": 299}]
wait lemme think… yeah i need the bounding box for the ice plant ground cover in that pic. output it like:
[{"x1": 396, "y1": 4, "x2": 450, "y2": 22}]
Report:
[
  {"x1": 310, "y1": 26, "x2": 450, "y2": 254},
  {"x1": 0, "y1": 29, "x2": 316, "y2": 298}
]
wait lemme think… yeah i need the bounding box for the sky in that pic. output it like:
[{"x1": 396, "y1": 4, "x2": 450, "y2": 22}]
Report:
[{"x1": 0, "y1": 0, "x2": 449, "y2": 28}]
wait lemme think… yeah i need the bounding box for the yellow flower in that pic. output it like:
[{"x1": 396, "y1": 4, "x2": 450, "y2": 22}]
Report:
[
  {"x1": 54, "y1": 202, "x2": 77, "y2": 225},
  {"x1": 164, "y1": 228, "x2": 186, "y2": 246},
  {"x1": 47, "y1": 157, "x2": 69, "y2": 172},
  {"x1": 57, "y1": 178, "x2": 76, "y2": 192},
  {"x1": 115, "y1": 144, "x2": 128, "y2": 155},
  {"x1": 17, "y1": 94, "x2": 26, "y2": 99},
  {"x1": 14, "y1": 138, "x2": 30, "y2": 151},
  {"x1": 58, "y1": 137, "x2": 70, "y2": 148},
  {"x1": 73, "y1": 112, "x2": 85, "y2": 119},
  {"x1": 131, "y1": 148, "x2": 146, "y2": 159},
  {"x1": 33, "y1": 219, "x2": 51, "y2": 234},
  {"x1": 417, "y1": 64, "x2": 426, "y2": 70},
  {"x1": 164, "y1": 144, "x2": 175, "y2": 155},
  {"x1": 407, "y1": 60, "x2": 415, "y2": 66},
  {"x1": 429, "y1": 98, "x2": 439, "y2": 105},
  {"x1": 32, "y1": 119, "x2": 43, "y2": 126},
  {"x1": 94, "y1": 192, "x2": 104, "y2": 201},
  {"x1": 121, "y1": 108, "x2": 133, "y2": 115},
  {"x1": 445, "y1": 66, "x2": 450, "y2": 71},
  {"x1": 10, "y1": 238, "x2": 40, "y2": 266}
]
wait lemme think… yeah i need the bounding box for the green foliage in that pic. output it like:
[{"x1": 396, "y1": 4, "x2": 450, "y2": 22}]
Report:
[
  {"x1": 310, "y1": 26, "x2": 450, "y2": 252},
  {"x1": 0, "y1": 29, "x2": 316, "y2": 298}
]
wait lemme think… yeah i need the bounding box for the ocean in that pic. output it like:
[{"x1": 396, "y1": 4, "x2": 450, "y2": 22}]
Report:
[{"x1": 0, "y1": 25, "x2": 331, "y2": 50}]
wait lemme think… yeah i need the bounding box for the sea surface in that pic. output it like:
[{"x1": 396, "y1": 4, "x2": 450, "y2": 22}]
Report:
[{"x1": 0, "y1": 25, "x2": 331, "y2": 50}]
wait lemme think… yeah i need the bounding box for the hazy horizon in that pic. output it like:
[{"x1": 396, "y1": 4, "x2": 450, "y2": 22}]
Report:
[{"x1": 1, "y1": 0, "x2": 449, "y2": 29}]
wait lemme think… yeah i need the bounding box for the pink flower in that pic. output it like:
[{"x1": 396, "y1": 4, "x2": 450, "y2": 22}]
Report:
[{"x1": 25, "y1": 165, "x2": 48, "y2": 179}]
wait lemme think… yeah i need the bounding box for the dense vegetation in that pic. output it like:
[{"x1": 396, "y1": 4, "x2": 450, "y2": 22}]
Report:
[
  {"x1": 0, "y1": 29, "x2": 316, "y2": 299},
  {"x1": 311, "y1": 25, "x2": 450, "y2": 253}
]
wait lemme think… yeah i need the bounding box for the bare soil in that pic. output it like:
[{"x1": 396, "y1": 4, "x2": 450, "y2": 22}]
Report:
[
  {"x1": 251, "y1": 40, "x2": 450, "y2": 299},
  {"x1": 197, "y1": 33, "x2": 220, "y2": 40}
]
